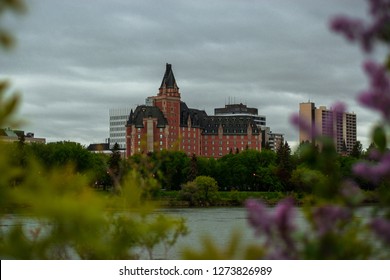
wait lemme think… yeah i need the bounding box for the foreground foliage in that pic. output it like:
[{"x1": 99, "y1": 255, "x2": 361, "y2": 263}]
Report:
[
  {"x1": 2, "y1": 0, "x2": 390, "y2": 260},
  {"x1": 0, "y1": 2, "x2": 187, "y2": 259},
  {"x1": 183, "y1": 0, "x2": 390, "y2": 259}
]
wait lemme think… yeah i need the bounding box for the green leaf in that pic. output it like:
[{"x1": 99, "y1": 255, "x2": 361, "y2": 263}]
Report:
[{"x1": 372, "y1": 125, "x2": 387, "y2": 152}]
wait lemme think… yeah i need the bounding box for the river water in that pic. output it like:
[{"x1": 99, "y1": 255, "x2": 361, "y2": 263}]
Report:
[
  {"x1": 150, "y1": 206, "x2": 376, "y2": 260},
  {"x1": 149, "y1": 206, "x2": 306, "y2": 260},
  {"x1": 0, "y1": 206, "x2": 377, "y2": 260}
]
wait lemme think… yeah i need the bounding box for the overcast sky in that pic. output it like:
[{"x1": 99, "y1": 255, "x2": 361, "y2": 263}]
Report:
[{"x1": 0, "y1": 0, "x2": 383, "y2": 149}]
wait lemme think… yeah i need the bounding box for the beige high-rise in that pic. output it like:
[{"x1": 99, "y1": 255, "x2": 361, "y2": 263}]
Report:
[{"x1": 299, "y1": 102, "x2": 356, "y2": 154}]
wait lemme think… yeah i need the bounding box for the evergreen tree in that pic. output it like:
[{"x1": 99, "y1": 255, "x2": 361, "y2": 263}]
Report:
[
  {"x1": 350, "y1": 140, "x2": 363, "y2": 158},
  {"x1": 275, "y1": 141, "x2": 294, "y2": 190},
  {"x1": 108, "y1": 142, "x2": 122, "y2": 191},
  {"x1": 187, "y1": 153, "x2": 198, "y2": 182}
]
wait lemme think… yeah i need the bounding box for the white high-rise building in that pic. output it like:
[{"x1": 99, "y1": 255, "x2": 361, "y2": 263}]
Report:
[{"x1": 109, "y1": 107, "x2": 132, "y2": 150}]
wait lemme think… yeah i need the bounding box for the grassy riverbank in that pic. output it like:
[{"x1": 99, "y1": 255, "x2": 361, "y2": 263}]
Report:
[{"x1": 155, "y1": 190, "x2": 379, "y2": 207}]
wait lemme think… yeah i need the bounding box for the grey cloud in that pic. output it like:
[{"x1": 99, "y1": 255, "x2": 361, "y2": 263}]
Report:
[{"x1": 0, "y1": 0, "x2": 378, "y2": 148}]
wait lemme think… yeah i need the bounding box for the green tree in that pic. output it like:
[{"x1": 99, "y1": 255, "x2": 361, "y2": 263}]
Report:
[
  {"x1": 350, "y1": 141, "x2": 363, "y2": 158},
  {"x1": 186, "y1": 153, "x2": 198, "y2": 182},
  {"x1": 158, "y1": 151, "x2": 189, "y2": 190},
  {"x1": 275, "y1": 141, "x2": 294, "y2": 190},
  {"x1": 290, "y1": 165, "x2": 326, "y2": 193},
  {"x1": 179, "y1": 180, "x2": 200, "y2": 207},
  {"x1": 194, "y1": 176, "x2": 219, "y2": 205},
  {"x1": 179, "y1": 176, "x2": 219, "y2": 206},
  {"x1": 253, "y1": 166, "x2": 283, "y2": 192},
  {"x1": 28, "y1": 141, "x2": 95, "y2": 173},
  {"x1": 108, "y1": 143, "x2": 122, "y2": 191}
]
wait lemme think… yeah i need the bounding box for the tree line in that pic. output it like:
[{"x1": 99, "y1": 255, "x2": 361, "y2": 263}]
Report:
[{"x1": 10, "y1": 137, "x2": 376, "y2": 194}]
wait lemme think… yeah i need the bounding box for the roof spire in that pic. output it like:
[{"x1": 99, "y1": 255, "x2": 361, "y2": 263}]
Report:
[{"x1": 160, "y1": 63, "x2": 178, "y2": 90}]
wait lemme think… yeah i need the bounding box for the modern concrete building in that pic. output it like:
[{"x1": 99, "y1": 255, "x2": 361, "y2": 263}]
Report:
[
  {"x1": 214, "y1": 103, "x2": 283, "y2": 151},
  {"x1": 299, "y1": 102, "x2": 357, "y2": 154},
  {"x1": 214, "y1": 103, "x2": 266, "y2": 128},
  {"x1": 109, "y1": 107, "x2": 132, "y2": 150}
]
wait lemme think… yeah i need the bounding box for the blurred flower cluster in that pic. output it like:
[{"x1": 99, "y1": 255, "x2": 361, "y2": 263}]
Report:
[{"x1": 246, "y1": 0, "x2": 390, "y2": 259}]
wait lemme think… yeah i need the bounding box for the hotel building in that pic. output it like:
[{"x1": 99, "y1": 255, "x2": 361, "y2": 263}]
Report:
[{"x1": 125, "y1": 64, "x2": 263, "y2": 158}]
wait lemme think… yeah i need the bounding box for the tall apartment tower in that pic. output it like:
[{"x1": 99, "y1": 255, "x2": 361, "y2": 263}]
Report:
[{"x1": 299, "y1": 102, "x2": 357, "y2": 154}]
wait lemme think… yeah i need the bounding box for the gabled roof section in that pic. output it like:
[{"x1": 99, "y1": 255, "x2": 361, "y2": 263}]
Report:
[
  {"x1": 201, "y1": 116, "x2": 260, "y2": 135},
  {"x1": 160, "y1": 63, "x2": 178, "y2": 89},
  {"x1": 180, "y1": 101, "x2": 208, "y2": 127},
  {"x1": 127, "y1": 105, "x2": 168, "y2": 128}
]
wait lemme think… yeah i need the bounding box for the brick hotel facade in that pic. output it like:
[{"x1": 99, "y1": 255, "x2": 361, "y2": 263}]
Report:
[{"x1": 126, "y1": 64, "x2": 262, "y2": 158}]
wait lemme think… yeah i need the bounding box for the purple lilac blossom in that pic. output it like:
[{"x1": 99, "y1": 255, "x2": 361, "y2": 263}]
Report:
[
  {"x1": 371, "y1": 217, "x2": 390, "y2": 244},
  {"x1": 368, "y1": 148, "x2": 382, "y2": 161},
  {"x1": 358, "y1": 60, "x2": 390, "y2": 121},
  {"x1": 245, "y1": 199, "x2": 272, "y2": 235},
  {"x1": 274, "y1": 197, "x2": 295, "y2": 234},
  {"x1": 246, "y1": 198, "x2": 297, "y2": 259},
  {"x1": 330, "y1": 0, "x2": 390, "y2": 52},
  {"x1": 340, "y1": 180, "x2": 364, "y2": 205},
  {"x1": 290, "y1": 114, "x2": 319, "y2": 140},
  {"x1": 312, "y1": 206, "x2": 351, "y2": 236},
  {"x1": 369, "y1": 0, "x2": 390, "y2": 16},
  {"x1": 331, "y1": 101, "x2": 346, "y2": 114},
  {"x1": 330, "y1": 16, "x2": 366, "y2": 41},
  {"x1": 353, "y1": 151, "x2": 390, "y2": 183},
  {"x1": 273, "y1": 198, "x2": 296, "y2": 250}
]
